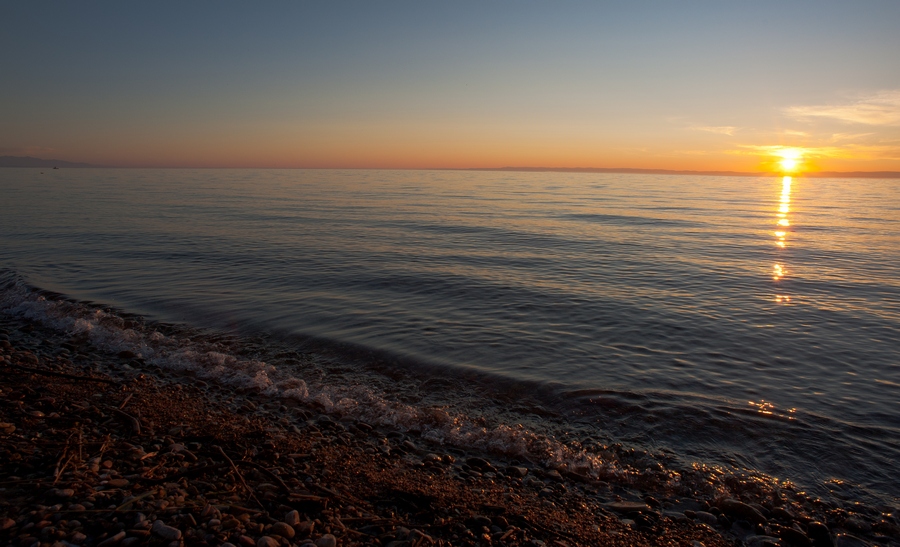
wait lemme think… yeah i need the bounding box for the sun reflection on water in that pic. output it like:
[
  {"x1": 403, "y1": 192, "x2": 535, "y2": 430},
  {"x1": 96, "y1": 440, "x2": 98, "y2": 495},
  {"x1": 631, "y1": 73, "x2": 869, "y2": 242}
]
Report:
[
  {"x1": 773, "y1": 176, "x2": 792, "y2": 303},
  {"x1": 749, "y1": 399, "x2": 797, "y2": 420}
]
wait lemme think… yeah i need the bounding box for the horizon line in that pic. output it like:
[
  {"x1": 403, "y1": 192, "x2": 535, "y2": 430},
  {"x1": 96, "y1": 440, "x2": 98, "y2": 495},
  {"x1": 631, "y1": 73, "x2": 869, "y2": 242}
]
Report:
[{"x1": 2, "y1": 156, "x2": 899, "y2": 178}]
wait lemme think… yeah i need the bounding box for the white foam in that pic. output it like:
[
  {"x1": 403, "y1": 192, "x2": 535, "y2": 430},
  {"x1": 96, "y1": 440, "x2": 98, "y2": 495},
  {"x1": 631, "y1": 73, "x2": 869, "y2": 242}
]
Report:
[{"x1": 1, "y1": 277, "x2": 636, "y2": 483}]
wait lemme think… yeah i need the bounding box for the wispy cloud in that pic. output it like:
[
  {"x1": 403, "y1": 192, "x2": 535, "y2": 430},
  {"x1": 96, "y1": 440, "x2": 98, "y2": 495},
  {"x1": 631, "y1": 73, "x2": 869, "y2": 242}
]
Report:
[
  {"x1": 785, "y1": 90, "x2": 900, "y2": 126},
  {"x1": 688, "y1": 125, "x2": 738, "y2": 136},
  {"x1": 783, "y1": 129, "x2": 808, "y2": 137},
  {"x1": 830, "y1": 132, "x2": 873, "y2": 142}
]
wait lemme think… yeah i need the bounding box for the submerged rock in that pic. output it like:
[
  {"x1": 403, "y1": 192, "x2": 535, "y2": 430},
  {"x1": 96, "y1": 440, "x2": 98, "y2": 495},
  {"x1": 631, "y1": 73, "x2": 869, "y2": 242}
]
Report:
[{"x1": 718, "y1": 499, "x2": 766, "y2": 525}]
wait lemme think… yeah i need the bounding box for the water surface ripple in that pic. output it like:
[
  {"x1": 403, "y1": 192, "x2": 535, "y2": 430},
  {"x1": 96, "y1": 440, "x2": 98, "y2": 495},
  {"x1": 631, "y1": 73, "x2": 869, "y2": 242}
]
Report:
[{"x1": 1, "y1": 168, "x2": 898, "y2": 504}]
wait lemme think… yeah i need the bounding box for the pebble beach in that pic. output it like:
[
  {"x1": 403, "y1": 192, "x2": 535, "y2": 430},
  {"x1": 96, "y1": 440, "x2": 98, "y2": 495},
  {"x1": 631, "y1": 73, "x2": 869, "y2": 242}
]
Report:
[{"x1": 2, "y1": 306, "x2": 898, "y2": 547}]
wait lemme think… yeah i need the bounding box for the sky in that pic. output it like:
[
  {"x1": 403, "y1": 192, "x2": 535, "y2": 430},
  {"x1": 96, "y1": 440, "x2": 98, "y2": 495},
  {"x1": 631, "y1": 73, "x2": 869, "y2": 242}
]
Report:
[{"x1": 2, "y1": 1, "x2": 900, "y2": 172}]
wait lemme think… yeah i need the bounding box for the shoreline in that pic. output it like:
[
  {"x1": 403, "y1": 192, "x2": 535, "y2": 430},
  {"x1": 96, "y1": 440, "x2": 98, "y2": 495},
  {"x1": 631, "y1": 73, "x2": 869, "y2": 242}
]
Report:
[
  {"x1": 0, "y1": 312, "x2": 729, "y2": 547},
  {"x1": 2, "y1": 308, "x2": 897, "y2": 546}
]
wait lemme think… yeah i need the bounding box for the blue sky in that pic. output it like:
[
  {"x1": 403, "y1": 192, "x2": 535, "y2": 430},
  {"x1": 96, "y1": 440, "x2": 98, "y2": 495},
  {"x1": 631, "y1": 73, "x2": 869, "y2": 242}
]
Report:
[{"x1": 2, "y1": 1, "x2": 899, "y2": 170}]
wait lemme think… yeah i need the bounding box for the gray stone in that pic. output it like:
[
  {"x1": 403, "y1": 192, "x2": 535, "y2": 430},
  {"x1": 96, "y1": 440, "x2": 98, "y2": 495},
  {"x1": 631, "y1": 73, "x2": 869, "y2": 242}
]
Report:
[
  {"x1": 257, "y1": 536, "x2": 279, "y2": 547},
  {"x1": 663, "y1": 510, "x2": 689, "y2": 523},
  {"x1": 544, "y1": 469, "x2": 563, "y2": 481},
  {"x1": 719, "y1": 498, "x2": 767, "y2": 525},
  {"x1": 694, "y1": 511, "x2": 718, "y2": 526},
  {"x1": 151, "y1": 520, "x2": 182, "y2": 541},
  {"x1": 284, "y1": 509, "x2": 301, "y2": 527},
  {"x1": 316, "y1": 534, "x2": 337, "y2": 547}
]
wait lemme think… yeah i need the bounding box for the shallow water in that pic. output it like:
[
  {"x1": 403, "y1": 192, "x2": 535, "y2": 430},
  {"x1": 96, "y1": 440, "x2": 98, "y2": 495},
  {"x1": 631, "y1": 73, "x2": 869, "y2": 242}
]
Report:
[{"x1": 1, "y1": 168, "x2": 898, "y2": 504}]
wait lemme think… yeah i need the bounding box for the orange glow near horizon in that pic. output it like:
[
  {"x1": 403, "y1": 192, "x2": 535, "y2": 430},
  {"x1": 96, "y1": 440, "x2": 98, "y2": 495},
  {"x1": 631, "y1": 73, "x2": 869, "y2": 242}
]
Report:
[{"x1": 24, "y1": 135, "x2": 898, "y2": 173}]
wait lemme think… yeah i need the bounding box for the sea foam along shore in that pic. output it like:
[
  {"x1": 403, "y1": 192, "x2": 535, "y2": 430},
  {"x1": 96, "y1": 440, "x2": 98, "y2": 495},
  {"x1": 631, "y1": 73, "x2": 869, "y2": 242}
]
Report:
[
  {"x1": 0, "y1": 309, "x2": 737, "y2": 547},
  {"x1": 1, "y1": 278, "x2": 899, "y2": 546}
]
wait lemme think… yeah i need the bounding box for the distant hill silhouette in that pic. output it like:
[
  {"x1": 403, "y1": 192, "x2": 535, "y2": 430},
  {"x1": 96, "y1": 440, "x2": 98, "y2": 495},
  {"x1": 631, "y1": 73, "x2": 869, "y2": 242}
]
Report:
[{"x1": 0, "y1": 156, "x2": 96, "y2": 168}]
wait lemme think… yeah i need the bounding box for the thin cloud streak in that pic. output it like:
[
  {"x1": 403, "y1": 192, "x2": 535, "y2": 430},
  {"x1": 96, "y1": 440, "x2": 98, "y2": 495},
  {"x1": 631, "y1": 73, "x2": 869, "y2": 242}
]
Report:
[
  {"x1": 786, "y1": 90, "x2": 900, "y2": 126},
  {"x1": 689, "y1": 125, "x2": 738, "y2": 136},
  {"x1": 830, "y1": 132, "x2": 873, "y2": 142}
]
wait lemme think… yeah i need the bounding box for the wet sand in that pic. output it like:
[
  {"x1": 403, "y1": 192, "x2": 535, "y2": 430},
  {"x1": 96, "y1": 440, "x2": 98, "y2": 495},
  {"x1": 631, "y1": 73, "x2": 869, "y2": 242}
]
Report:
[{"x1": 1, "y1": 313, "x2": 896, "y2": 547}]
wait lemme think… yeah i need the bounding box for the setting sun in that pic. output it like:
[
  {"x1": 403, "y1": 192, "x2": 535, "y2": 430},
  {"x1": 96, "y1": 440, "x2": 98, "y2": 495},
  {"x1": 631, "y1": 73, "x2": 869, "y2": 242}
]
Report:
[{"x1": 777, "y1": 149, "x2": 804, "y2": 172}]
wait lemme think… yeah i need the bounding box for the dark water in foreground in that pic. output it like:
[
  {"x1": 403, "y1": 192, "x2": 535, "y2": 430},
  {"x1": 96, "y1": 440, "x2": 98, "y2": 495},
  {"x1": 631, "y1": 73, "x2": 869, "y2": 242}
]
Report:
[{"x1": 0, "y1": 168, "x2": 898, "y2": 505}]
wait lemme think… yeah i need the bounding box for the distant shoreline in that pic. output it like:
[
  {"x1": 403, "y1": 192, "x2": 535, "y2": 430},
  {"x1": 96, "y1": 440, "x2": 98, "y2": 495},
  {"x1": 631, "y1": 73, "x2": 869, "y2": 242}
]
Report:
[{"x1": 2, "y1": 156, "x2": 898, "y2": 178}]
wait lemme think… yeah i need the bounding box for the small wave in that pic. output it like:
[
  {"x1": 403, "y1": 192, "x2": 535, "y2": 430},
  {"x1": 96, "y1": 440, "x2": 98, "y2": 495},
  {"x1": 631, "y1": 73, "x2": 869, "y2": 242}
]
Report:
[
  {"x1": 3, "y1": 271, "x2": 896, "y2": 510},
  {"x1": 0, "y1": 273, "x2": 631, "y2": 483}
]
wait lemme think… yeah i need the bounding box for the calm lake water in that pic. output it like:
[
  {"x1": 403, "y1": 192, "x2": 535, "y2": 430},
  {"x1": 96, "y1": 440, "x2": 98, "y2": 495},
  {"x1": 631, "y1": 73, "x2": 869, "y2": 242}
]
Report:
[{"x1": 1, "y1": 168, "x2": 898, "y2": 505}]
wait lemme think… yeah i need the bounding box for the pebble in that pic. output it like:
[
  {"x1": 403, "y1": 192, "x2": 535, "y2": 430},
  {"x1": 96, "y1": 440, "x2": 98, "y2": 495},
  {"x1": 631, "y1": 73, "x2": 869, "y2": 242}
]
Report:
[
  {"x1": 285, "y1": 510, "x2": 302, "y2": 527},
  {"x1": 150, "y1": 520, "x2": 182, "y2": 541},
  {"x1": 506, "y1": 466, "x2": 528, "y2": 478},
  {"x1": 257, "y1": 536, "x2": 279, "y2": 547},
  {"x1": 694, "y1": 511, "x2": 718, "y2": 526},
  {"x1": 718, "y1": 498, "x2": 767, "y2": 525},
  {"x1": 467, "y1": 457, "x2": 491, "y2": 471},
  {"x1": 97, "y1": 531, "x2": 126, "y2": 546},
  {"x1": 270, "y1": 521, "x2": 296, "y2": 539},
  {"x1": 664, "y1": 510, "x2": 689, "y2": 523},
  {"x1": 316, "y1": 534, "x2": 337, "y2": 547},
  {"x1": 544, "y1": 469, "x2": 562, "y2": 481},
  {"x1": 771, "y1": 507, "x2": 795, "y2": 522}
]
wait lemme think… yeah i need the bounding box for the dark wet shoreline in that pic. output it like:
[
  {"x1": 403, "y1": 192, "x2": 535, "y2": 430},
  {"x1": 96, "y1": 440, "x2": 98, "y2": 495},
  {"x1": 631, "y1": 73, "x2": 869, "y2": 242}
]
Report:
[{"x1": 2, "y1": 304, "x2": 899, "y2": 547}]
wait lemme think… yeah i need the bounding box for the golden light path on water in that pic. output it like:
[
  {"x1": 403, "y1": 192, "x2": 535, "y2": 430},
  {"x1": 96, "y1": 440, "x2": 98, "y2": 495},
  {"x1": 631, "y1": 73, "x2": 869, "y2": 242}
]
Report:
[
  {"x1": 750, "y1": 174, "x2": 799, "y2": 421},
  {"x1": 774, "y1": 175, "x2": 792, "y2": 304}
]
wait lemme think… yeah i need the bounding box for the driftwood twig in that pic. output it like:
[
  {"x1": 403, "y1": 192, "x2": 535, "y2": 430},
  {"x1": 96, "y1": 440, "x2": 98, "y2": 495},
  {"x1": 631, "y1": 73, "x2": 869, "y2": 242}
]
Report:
[{"x1": 216, "y1": 446, "x2": 265, "y2": 510}]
